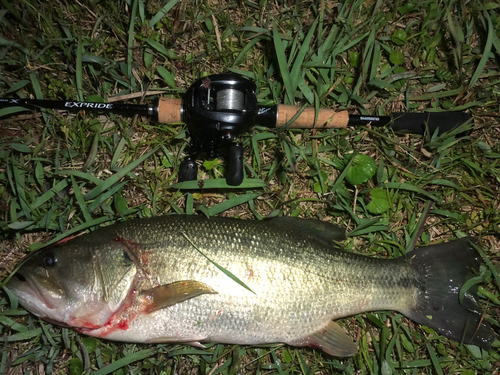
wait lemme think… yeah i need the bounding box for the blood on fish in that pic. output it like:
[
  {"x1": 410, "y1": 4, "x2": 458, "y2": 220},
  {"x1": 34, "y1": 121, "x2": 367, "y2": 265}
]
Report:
[
  {"x1": 53, "y1": 235, "x2": 80, "y2": 245},
  {"x1": 90, "y1": 282, "x2": 142, "y2": 337},
  {"x1": 69, "y1": 318, "x2": 101, "y2": 330},
  {"x1": 141, "y1": 250, "x2": 151, "y2": 265},
  {"x1": 39, "y1": 234, "x2": 83, "y2": 253},
  {"x1": 114, "y1": 236, "x2": 152, "y2": 280},
  {"x1": 114, "y1": 236, "x2": 137, "y2": 248}
]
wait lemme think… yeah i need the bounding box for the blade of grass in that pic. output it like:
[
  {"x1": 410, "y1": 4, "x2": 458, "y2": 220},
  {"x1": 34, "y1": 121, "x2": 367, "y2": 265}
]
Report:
[
  {"x1": 29, "y1": 179, "x2": 68, "y2": 210},
  {"x1": 83, "y1": 133, "x2": 99, "y2": 171},
  {"x1": 181, "y1": 231, "x2": 256, "y2": 295},
  {"x1": 84, "y1": 147, "x2": 157, "y2": 200},
  {"x1": 426, "y1": 343, "x2": 444, "y2": 375},
  {"x1": 127, "y1": 0, "x2": 138, "y2": 88},
  {"x1": 0, "y1": 107, "x2": 27, "y2": 117},
  {"x1": 472, "y1": 243, "x2": 500, "y2": 289},
  {"x1": 76, "y1": 36, "x2": 84, "y2": 101},
  {"x1": 407, "y1": 201, "x2": 433, "y2": 252},
  {"x1": 110, "y1": 137, "x2": 128, "y2": 169},
  {"x1": 273, "y1": 24, "x2": 294, "y2": 104},
  {"x1": 53, "y1": 170, "x2": 102, "y2": 186},
  {"x1": 290, "y1": 19, "x2": 317, "y2": 90},
  {"x1": 71, "y1": 176, "x2": 92, "y2": 223},
  {"x1": 169, "y1": 178, "x2": 266, "y2": 190},
  {"x1": 208, "y1": 193, "x2": 261, "y2": 216},
  {"x1": 87, "y1": 180, "x2": 128, "y2": 213},
  {"x1": 469, "y1": 11, "x2": 493, "y2": 88},
  {"x1": 1, "y1": 328, "x2": 42, "y2": 342},
  {"x1": 149, "y1": 0, "x2": 180, "y2": 27},
  {"x1": 380, "y1": 182, "x2": 438, "y2": 201},
  {"x1": 233, "y1": 37, "x2": 262, "y2": 67},
  {"x1": 45, "y1": 216, "x2": 111, "y2": 246},
  {"x1": 93, "y1": 349, "x2": 156, "y2": 375},
  {"x1": 186, "y1": 192, "x2": 193, "y2": 215}
]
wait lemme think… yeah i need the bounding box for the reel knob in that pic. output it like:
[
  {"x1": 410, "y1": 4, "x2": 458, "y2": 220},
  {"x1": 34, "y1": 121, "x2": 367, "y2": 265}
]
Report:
[
  {"x1": 225, "y1": 143, "x2": 244, "y2": 186},
  {"x1": 178, "y1": 157, "x2": 198, "y2": 182}
]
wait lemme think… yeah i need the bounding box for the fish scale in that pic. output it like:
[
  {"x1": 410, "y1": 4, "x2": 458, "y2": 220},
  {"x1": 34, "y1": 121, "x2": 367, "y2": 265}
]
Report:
[{"x1": 7, "y1": 215, "x2": 494, "y2": 356}]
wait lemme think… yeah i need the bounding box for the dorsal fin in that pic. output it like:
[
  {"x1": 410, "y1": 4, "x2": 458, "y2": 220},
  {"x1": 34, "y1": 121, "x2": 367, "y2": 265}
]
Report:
[{"x1": 266, "y1": 217, "x2": 345, "y2": 246}]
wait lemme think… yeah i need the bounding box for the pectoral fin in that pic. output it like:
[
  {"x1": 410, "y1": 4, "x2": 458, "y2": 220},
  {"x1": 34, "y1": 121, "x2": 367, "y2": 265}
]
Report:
[
  {"x1": 287, "y1": 321, "x2": 358, "y2": 357},
  {"x1": 139, "y1": 280, "x2": 217, "y2": 313}
]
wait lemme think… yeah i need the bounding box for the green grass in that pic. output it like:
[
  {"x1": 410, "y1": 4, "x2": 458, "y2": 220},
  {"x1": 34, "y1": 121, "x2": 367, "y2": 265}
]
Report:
[{"x1": 1, "y1": 0, "x2": 500, "y2": 374}]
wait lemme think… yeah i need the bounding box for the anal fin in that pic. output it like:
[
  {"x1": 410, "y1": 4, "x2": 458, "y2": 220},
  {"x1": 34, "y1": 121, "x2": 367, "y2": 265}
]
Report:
[
  {"x1": 287, "y1": 321, "x2": 358, "y2": 357},
  {"x1": 145, "y1": 337, "x2": 207, "y2": 346},
  {"x1": 139, "y1": 280, "x2": 217, "y2": 313}
]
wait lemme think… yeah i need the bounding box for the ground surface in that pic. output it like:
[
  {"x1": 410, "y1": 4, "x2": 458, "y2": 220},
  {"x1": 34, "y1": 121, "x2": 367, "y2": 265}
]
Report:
[{"x1": 0, "y1": 0, "x2": 499, "y2": 374}]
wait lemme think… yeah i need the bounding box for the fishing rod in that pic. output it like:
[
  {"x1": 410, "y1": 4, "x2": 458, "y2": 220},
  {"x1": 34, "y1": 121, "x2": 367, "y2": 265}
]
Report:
[{"x1": 0, "y1": 73, "x2": 472, "y2": 185}]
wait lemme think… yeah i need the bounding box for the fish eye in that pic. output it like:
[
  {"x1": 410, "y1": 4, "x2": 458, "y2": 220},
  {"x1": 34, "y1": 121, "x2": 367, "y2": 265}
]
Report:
[{"x1": 42, "y1": 254, "x2": 57, "y2": 268}]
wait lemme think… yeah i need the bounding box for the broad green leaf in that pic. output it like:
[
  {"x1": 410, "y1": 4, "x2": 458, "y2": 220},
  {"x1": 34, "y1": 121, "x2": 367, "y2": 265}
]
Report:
[
  {"x1": 366, "y1": 188, "x2": 391, "y2": 214},
  {"x1": 390, "y1": 49, "x2": 405, "y2": 65},
  {"x1": 69, "y1": 358, "x2": 83, "y2": 375},
  {"x1": 349, "y1": 51, "x2": 360, "y2": 67},
  {"x1": 392, "y1": 30, "x2": 407, "y2": 45},
  {"x1": 114, "y1": 191, "x2": 128, "y2": 214},
  {"x1": 346, "y1": 154, "x2": 377, "y2": 185},
  {"x1": 81, "y1": 337, "x2": 99, "y2": 353}
]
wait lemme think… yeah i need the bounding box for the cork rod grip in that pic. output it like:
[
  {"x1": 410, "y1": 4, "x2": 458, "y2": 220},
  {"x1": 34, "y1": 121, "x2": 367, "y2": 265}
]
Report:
[
  {"x1": 157, "y1": 97, "x2": 183, "y2": 123},
  {"x1": 276, "y1": 105, "x2": 349, "y2": 129}
]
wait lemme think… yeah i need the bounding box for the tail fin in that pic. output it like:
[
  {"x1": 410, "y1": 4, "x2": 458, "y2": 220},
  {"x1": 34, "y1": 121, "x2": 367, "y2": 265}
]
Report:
[{"x1": 405, "y1": 237, "x2": 494, "y2": 349}]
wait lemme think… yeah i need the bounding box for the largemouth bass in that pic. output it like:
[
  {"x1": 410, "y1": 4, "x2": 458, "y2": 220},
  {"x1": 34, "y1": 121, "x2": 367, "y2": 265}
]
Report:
[{"x1": 6, "y1": 215, "x2": 494, "y2": 356}]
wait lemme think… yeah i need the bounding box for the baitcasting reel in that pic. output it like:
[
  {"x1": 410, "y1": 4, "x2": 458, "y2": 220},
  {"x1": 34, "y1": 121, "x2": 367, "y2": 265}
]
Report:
[
  {"x1": 178, "y1": 74, "x2": 259, "y2": 186},
  {"x1": 1, "y1": 73, "x2": 474, "y2": 187}
]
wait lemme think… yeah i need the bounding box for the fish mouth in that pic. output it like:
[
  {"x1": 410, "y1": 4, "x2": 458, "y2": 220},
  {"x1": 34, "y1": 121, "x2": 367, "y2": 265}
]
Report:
[
  {"x1": 7, "y1": 273, "x2": 57, "y2": 311},
  {"x1": 7, "y1": 274, "x2": 110, "y2": 330},
  {"x1": 7, "y1": 274, "x2": 71, "y2": 328}
]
